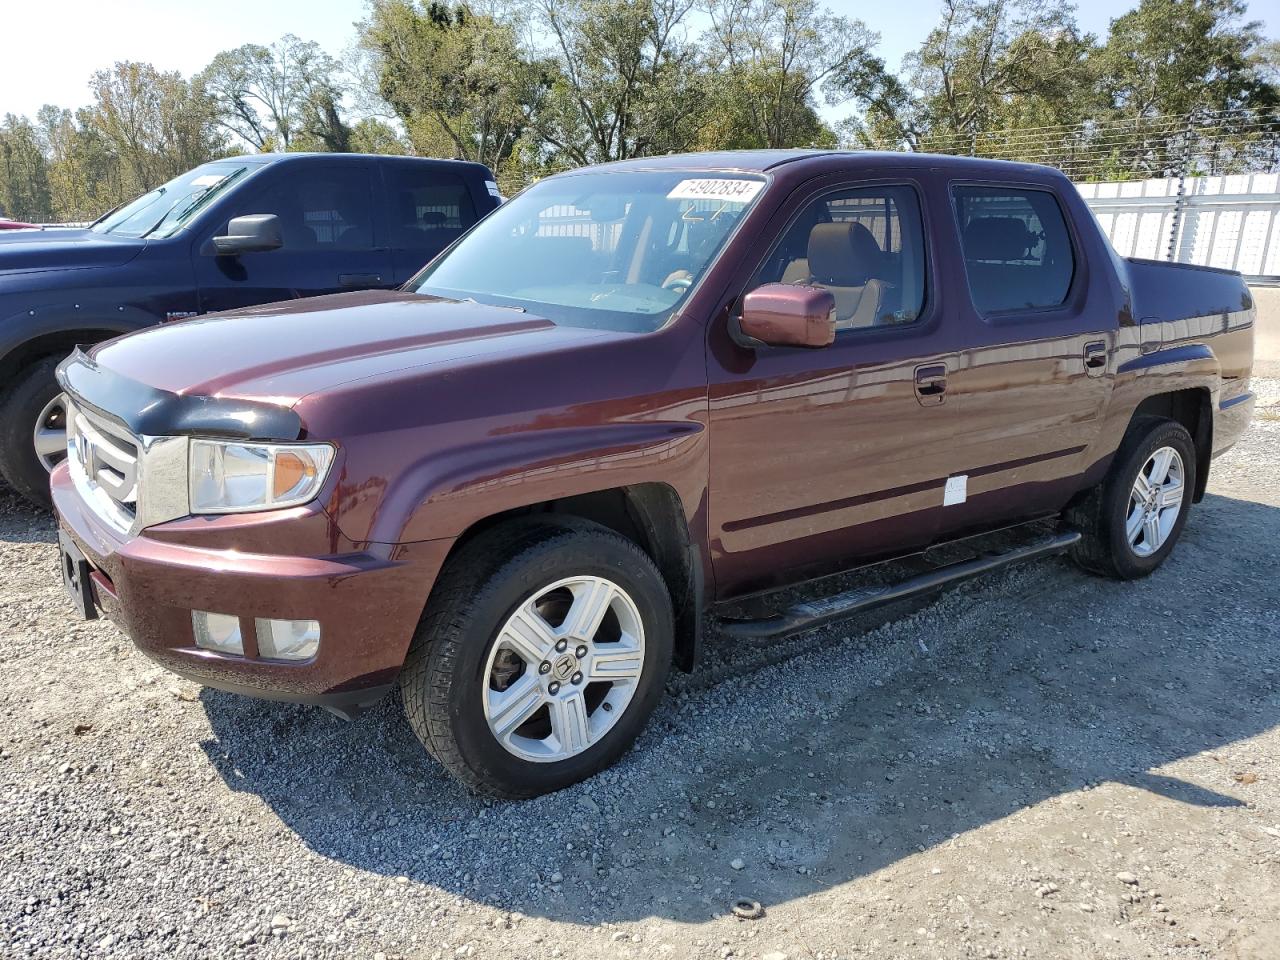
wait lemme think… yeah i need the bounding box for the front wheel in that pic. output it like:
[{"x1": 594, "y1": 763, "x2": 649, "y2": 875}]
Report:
[
  {"x1": 400, "y1": 518, "x2": 673, "y2": 798},
  {"x1": 1067, "y1": 416, "x2": 1196, "y2": 579},
  {"x1": 0, "y1": 357, "x2": 67, "y2": 508}
]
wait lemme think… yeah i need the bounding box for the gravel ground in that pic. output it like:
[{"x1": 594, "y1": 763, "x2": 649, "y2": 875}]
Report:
[{"x1": 3, "y1": 383, "x2": 1279, "y2": 960}]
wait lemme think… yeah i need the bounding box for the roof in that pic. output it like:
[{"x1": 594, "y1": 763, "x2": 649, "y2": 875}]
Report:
[
  {"x1": 218, "y1": 152, "x2": 491, "y2": 171},
  {"x1": 561, "y1": 149, "x2": 1066, "y2": 179}
]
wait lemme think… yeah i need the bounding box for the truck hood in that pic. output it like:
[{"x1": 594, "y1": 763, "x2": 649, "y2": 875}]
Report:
[
  {"x1": 0, "y1": 229, "x2": 145, "y2": 274},
  {"x1": 90, "y1": 289, "x2": 619, "y2": 407}
]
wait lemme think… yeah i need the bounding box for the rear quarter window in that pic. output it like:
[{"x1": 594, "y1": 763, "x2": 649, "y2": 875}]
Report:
[{"x1": 952, "y1": 186, "x2": 1075, "y2": 314}]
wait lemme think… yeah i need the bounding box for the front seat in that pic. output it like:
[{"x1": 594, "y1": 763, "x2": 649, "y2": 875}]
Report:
[{"x1": 784, "y1": 222, "x2": 886, "y2": 329}]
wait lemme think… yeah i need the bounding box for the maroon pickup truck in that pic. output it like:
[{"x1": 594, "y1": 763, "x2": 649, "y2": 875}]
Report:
[{"x1": 50, "y1": 150, "x2": 1255, "y2": 797}]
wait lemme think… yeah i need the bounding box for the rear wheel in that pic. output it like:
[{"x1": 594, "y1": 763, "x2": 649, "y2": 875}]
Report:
[
  {"x1": 0, "y1": 357, "x2": 66, "y2": 508},
  {"x1": 1067, "y1": 417, "x2": 1196, "y2": 579},
  {"x1": 400, "y1": 518, "x2": 673, "y2": 798}
]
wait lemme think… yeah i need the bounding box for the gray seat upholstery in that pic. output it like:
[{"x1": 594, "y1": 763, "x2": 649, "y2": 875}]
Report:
[{"x1": 781, "y1": 221, "x2": 886, "y2": 329}]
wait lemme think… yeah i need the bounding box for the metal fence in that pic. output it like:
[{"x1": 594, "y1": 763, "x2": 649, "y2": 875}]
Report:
[
  {"x1": 856, "y1": 109, "x2": 1280, "y2": 282},
  {"x1": 1077, "y1": 173, "x2": 1280, "y2": 282},
  {"x1": 859, "y1": 108, "x2": 1280, "y2": 185}
]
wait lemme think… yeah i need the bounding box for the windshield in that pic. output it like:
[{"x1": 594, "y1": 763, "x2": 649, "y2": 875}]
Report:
[
  {"x1": 89, "y1": 161, "x2": 254, "y2": 238},
  {"x1": 408, "y1": 170, "x2": 767, "y2": 332}
]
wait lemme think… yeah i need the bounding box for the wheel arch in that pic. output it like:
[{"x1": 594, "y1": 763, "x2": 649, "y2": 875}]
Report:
[
  {"x1": 1130, "y1": 388, "x2": 1212, "y2": 503},
  {"x1": 438, "y1": 483, "x2": 704, "y2": 673},
  {"x1": 0, "y1": 322, "x2": 139, "y2": 387}
]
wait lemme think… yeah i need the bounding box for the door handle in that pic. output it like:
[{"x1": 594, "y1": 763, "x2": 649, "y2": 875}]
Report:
[
  {"x1": 1084, "y1": 341, "x2": 1107, "y2": 374},
  {"x1": 914, "y1": 363, "x2": 948, "y2": 406},
  {"x1": 339, "y1": 273, "x2": 383, "y2": 288}
]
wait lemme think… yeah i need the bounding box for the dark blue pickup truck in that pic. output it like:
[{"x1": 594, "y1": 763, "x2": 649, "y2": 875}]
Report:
[{"x1": 0, "y1": 152, "x2": 500, "y2": 505}]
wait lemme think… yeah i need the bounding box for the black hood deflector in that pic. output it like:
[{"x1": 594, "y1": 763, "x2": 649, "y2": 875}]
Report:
[{"x1": 56, "y1": 348, "x2": 303, "y2": 442}]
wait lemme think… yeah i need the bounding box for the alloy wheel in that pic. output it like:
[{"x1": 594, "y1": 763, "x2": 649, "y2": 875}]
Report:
[
  {"x1": 34, "y1": 393, "x2": 68, "y2": 472},
  {"x1": 1126, "y1": 445, "x2": 1185, "y2": 557},
  {"x1": 482, "y1": 575, "x2": 645, "y2": 763}
]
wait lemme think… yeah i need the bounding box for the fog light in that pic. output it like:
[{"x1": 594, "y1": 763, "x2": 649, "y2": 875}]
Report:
[
  {"x1": 192, "y1": 611, "x2": 244, "y2": 655},
  {"x1": 256, "y1": 618, "x2": 320, "y2": 661}
]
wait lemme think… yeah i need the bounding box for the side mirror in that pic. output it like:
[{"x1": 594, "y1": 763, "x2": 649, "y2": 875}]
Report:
[
  {"x1": 211, "y1": 214, "x2": 283, "y2": 256},
  {"x1": 737, "y1": 283, "x2": 837, "y2": 348}
]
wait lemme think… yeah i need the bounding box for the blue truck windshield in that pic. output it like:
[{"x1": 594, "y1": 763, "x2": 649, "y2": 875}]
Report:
[{"x1": 90, "y1": 162, "x2": 254, "y2": 239}]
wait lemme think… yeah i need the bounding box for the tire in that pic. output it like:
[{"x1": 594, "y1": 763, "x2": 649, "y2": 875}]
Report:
[
  {"x1": 400, "y1": 517, "x2": 674, "y2": 798},
  {"x1": 0, "y1": 357, "x2": 67, "y2": 509},
  {"x1": 1066, "y1": 416, "x2": 1196, "y2": 580}
]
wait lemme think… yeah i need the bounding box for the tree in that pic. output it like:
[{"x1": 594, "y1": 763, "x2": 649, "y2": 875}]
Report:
[
  {"x1": 85, "y1": 62, "x2": 225, "y2": 202},
  {"x1": 858, "y1": 0, "x2": 1100, "y2": 150},
  {"x1": 701, "y1": 0, "x2": 887, "y2": 149},
  {"x1": 35, "y1": 105, "x2": 112, "y2": 222},
  {"x1": 0, "y1": 115, "x2": 53, "y2": 221},
  {"x1": 1094, "y1": 0, "x2": 1277, "y2": 118},
  {"x1": 528, "y1": 0, "x2": 704, "y2": 164},
  {"x1": 361, "y1": 1, "x2": 545, "y2": 170},
  {"x1": 349, "y1": 117, "x2": 410, "y2": 154},
  {"x1": 293, "y1": 90, "x2": 354, "y2": 152},
  {"x1": 198, "y1": 34, "x2": 348, "y2": 150}
]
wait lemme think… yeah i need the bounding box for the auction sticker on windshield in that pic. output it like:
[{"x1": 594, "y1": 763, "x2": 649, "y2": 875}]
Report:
[{"x1": 666, "y1": 179, "x2": 764, "y2": 203}]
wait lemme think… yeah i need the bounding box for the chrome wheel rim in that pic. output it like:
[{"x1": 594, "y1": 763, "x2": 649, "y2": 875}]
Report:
[
  {"x1": 34, "y1": 393, "x2": 68, "y2": 472},
  {"x1": 482, "y1": 575, "x2": 645, "y2": 763},
  {"x1": 1127, "y1": 445, "x2": 1184, "y2": 557}
]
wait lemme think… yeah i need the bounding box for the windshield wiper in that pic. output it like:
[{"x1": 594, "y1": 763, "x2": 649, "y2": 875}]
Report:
[
  {"x1": 139, "y1": 169, "x2": 245, "y2": 239},
  {"x1": 88, "y1": 199, "x2": 127, "y2": 230},
  {"x1": 140, "y1": 189, "x2": 209, "y2": 239},
  {"x1": 100, "y1": 187, "x2": 165, "y2": 235}
]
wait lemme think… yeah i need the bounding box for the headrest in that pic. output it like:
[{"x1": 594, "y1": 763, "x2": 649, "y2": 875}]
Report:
[
  {"x1": 807, "y1": 221, "x2": 880, "y2": 286},
  {"x1": 419, "y1": 211, "x2": 447, "y2": 227},
  {"x1": 963, "y1": 217, "x2": 1034, "y2": 262}
]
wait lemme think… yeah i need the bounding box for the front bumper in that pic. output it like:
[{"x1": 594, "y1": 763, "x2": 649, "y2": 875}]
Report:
[{"x1": 52, "y1": 463, "x2": 452, "y2": 715}]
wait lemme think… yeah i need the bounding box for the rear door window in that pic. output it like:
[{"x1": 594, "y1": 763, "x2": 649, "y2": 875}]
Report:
[
  {"x1": 952, "y1": 186, "x2": 1075, "y2": 314},
  {"x1": 385, "y1": 165, "x2": 479, "y2": 279}
]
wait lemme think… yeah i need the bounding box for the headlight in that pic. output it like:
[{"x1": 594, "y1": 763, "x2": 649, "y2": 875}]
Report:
[{"x1": 189, "y1": 440, "x2": 334, "y2": 514}]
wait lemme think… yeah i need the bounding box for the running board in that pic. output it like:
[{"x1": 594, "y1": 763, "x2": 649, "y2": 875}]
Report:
[{"x1": 716, "y1": 530, "x2": 1081, "y2": 642}]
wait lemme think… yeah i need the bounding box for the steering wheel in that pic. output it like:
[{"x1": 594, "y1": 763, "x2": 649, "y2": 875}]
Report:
[{"x1": 662, "y1": 273, "x2": 693, "y2": 293}]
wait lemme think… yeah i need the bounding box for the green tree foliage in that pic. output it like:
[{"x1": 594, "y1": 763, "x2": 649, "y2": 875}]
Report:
[
  {"x1": 197, "y1": 34, "x2": 348, "y2": 151},
  {"x1": 87, "y1": 62, "x2": 226, "y2": 194},
  {"x1": 12, "y1": 63, "x2": 227, "y2": 222},
  {"x1": 858, "y1": 0, "x2": 1101, "y2": 149},
  {"x1": 360, "y1": 1, "x2": 545, "y2": 170},
  {"x1": 1085, "y1": 0, "x2": 1280, "y2": 177},
  {"x1": 1094, "y1": 0, "x2": 1276, "y2": 118},
  {"x1": 36, "y1": 107, "x2": 101, "y2": 222},
  {"x1": 348, "y1": 117, "x2": 410, "y2": 154},
  {"x1": 525, "y1": 0, "x2": 703, "y2": 165},
  {"x1": 0, "y1": 115, "x2": 53, "y2": 222},
  {"x1": 701, "y1": 0, "x2": 889, "y2": 149}
]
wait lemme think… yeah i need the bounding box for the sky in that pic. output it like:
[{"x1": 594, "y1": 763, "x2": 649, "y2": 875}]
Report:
[{"x1": 3, "y1": 0, "x2": 1278, "y2": 126}]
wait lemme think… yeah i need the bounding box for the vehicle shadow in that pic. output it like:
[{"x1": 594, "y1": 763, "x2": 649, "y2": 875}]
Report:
[{"x1": 199, "y1": 490, "x2": 1279, "y2": 925}]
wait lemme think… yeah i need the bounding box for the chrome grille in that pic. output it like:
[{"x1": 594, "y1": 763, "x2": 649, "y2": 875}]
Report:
[{"x1": 66, "y1": 400, "x2": 140, "y2": 532}]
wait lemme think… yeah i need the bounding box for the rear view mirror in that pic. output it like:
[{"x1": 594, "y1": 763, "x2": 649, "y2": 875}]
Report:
[
  {"x1": 211, "y1": 214, "x2": 283, "y2": 255},
  {"x1": 738, "y1": 283, "x2": 837, "y2": 348},
  {"x1": 575, "y1": 194, "x2": 627, "y2": 222}
]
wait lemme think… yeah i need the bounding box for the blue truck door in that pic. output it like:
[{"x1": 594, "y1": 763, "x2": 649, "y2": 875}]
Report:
[
  {"x1": 193, "y1": 160, "x2": 394, "y2": 315},
  {"x1": 381, "y1": 160, "x2": 483, "y2": 284}
]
